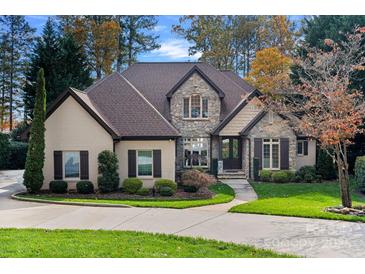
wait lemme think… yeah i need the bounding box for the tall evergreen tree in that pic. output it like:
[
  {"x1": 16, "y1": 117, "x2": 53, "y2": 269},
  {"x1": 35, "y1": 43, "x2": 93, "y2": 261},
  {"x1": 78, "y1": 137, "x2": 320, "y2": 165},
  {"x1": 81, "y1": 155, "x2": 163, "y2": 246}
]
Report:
[
  {"x1": 23, "y1": 68, "x2": 46, "y2": 193},
  {"x1": 116, "y1": 16, "x2": 160, "y2": 70},
  {"x1": 0, "y1": 34, "x2": 11, "y2": 131},
  {"x1": 23, "y1": 17, "x2": 92, "y2": 120},
  {"x1": 0, "y1": 16, "x2": 35, "y2": 130}
]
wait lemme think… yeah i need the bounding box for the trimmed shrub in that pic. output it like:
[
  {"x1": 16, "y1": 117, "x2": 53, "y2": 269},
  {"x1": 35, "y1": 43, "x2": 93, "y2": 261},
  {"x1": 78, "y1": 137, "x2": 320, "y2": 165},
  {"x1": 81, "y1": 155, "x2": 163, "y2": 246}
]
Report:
[
  {"x1": 49, "y1": 180, "x2": 68, "y2": 194},
  {"x1": 0, "y1": 133, "x2": 10, "y2": 169},
  {"x1": 183, "y1": 185, "x2": 198, "y2": 193},
  {"x1": 272, "y1": 171, "x2": 290, "y2": 183},
  {"x1": 296, "y1": 166, "x2": 320, "y2": 183},
  {"x1": 23, "y1": 69, "x2": 46, "y2": 193},
  {"x1": 154, "y1": 179, "x2": 177, "y2": 192},
  {"x1": 123, "y1": 178, "x2": 143, "y2": 194},
  {"x1": 6, "y1": 141, "x2": 28, "y2": 169},
  {"x1": 97, "y1": 150, "x2": 120, "y2": 193},
  {"x1": 193, "y1": 167, "x2": 205, "y2": 173},
  {"x1": 136, "y1": 187, "x2": 150, "y2": 196},
  {"x1": 76, "y1": 181, "x2": 94, "y2": 194},
  {"x1": 355, "y1": 156, "x2": 365, "y2": 193},
  {"x1": 260, "y1": 170, "x2": 273, "y2": 182},
  {"x1": 181, "y1": 169, "x2": 216, "y2": 190},
  {"x1": 316, "y1": 149, "x2": 337, "y2": 180},
  {"x1": 160, "y1": 186, "x2": 174, "y2": 196}
]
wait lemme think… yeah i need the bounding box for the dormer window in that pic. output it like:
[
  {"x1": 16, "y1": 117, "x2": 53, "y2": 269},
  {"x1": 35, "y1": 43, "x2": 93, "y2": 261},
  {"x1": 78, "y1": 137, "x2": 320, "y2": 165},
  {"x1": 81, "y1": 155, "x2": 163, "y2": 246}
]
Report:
[{"x1": 183, "y1": 95, "x2": 208, "y2": 119}]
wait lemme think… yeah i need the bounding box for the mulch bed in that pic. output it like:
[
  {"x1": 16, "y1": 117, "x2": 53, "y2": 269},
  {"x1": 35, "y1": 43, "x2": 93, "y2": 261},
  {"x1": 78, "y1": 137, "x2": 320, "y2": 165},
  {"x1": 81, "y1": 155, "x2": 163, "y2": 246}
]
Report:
[
  {"x1": 24, "y1": 188, "x2": 214, "y2": 201},
  {"x1": 326, "y1": 205, "x2": 365, "y2": 217}
]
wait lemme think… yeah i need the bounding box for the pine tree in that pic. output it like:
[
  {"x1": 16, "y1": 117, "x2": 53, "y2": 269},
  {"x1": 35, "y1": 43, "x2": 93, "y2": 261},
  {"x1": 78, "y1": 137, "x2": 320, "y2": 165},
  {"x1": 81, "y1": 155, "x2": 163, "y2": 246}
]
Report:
[
  {"x1": 23, "y1": 18, "x2": 92, "y2": 120},
  {"x1": 0, "y1": 16, "x2": 35, "y2": 130},
  {"x1": 23, "y1": 68, "x2": 46, "y2": 193}
]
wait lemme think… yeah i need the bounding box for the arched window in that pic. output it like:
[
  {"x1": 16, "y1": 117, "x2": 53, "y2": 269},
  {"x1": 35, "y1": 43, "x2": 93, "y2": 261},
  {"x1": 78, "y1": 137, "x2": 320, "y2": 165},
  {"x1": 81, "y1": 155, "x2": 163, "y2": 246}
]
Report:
[{"x1": 183, "y1": 95, "x2": 208, "y2": 119}]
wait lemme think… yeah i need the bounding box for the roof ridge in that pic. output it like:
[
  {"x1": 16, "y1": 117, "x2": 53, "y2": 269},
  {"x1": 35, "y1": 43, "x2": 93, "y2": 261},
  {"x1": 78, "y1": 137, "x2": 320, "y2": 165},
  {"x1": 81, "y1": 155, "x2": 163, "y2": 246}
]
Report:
[
  {"x1": 115, "y1": 73, "x2": 180, "y2": 135},
  {"x1": 70, "y1": 87, "x2": 120, "y2": 135},
  {"x1": 217, "y1": 68, "x2": 251, "y2": 93},
  {"x1": 84, "y1": 72, "x2": 119, "y2": 93}
]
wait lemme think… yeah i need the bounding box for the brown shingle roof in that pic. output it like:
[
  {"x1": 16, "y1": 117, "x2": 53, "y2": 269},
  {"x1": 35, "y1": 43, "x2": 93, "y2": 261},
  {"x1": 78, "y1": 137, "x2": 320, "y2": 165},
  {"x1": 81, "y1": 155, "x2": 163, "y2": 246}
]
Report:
[
  {"x1": 122, "y1": 62, "x2": 253, "y2": 120},
  {"x1": 77, "y1": 72, "x2": 179, "y2": 138}
]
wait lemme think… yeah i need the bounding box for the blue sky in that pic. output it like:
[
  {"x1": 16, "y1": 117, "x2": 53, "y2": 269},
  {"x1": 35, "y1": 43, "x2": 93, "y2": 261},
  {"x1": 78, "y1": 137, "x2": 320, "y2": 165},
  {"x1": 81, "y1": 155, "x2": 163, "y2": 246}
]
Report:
[{"x1": 25, "y1": 15, "x2": 303, "y2": 62}]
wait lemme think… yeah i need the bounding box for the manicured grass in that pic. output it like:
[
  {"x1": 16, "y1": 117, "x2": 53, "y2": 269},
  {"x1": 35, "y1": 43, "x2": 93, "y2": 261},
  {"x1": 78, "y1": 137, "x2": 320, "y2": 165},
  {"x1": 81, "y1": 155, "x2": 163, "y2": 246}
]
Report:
[
  {"x1": 17, "y1": 183, "x2": 235, "y2": 209},
  {"x1": 0, "y1": 228, "x2": 293, "y2": 258},
  {"x1": 230, "y1": 181, "x2": 365, "y2": 222}
]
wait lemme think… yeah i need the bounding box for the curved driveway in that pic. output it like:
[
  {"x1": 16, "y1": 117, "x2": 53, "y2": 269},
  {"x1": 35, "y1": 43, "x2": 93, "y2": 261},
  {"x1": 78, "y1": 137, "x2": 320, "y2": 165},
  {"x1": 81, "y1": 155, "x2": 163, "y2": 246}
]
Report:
[{"x1": 1, "y1": 170, "x2": 365, "y2": 258}]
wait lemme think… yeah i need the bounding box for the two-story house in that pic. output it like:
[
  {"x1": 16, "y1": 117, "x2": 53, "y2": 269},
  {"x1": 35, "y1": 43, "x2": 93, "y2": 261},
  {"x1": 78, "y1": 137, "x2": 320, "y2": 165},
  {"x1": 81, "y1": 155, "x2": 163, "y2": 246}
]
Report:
[{"x1": 42, "y1": 62, "x2": 316, "y2": 189}]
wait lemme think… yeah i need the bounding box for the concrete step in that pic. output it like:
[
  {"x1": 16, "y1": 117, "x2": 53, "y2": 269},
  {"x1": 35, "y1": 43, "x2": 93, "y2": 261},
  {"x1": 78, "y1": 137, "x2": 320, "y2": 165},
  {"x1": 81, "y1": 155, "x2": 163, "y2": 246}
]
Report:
[{"x1": 217, "y1": 171, "x2": 247, "y2": 179}]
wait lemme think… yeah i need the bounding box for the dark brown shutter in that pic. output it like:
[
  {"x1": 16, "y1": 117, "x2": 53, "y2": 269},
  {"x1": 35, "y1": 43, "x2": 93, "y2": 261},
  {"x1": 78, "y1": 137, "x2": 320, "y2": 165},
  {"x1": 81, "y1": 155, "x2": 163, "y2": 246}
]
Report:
[
  {"x1": 80, "y1": 151, "x2": 89, "y2": 180},
  {"x1": 128, "y1": 150, "x2": 136, "y2": 177},
  {"x1": 54, "y1": 151, "x2": 63, "y2": 180},
  {"x1": 153, "y1": 150, "x2": 162, "y2": 178},
  {"x1": 280, "y1": 138, "x2": 289, "y2": 170},
  {"x1": 304, "y1": 140, "x2": 308, "y2": 156},
  {"x1": 254, "y1": 138, "x2": 262, "y2": 170}
]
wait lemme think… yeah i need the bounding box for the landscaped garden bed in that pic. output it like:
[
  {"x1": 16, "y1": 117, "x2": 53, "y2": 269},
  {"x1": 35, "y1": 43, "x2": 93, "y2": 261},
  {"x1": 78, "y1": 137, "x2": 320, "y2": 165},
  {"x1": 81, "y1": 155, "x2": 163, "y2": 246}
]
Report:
[{"x1": 16, "y1": 183, "x2": 235, "y2": 209}]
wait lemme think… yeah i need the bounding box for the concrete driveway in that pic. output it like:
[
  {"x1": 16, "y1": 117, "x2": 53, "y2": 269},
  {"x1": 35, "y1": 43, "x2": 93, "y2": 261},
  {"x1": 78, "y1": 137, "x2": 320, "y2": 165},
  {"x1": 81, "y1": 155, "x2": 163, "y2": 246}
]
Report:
[{"x1": 1, "y1": 170, "x2": 365, "y2": 258}]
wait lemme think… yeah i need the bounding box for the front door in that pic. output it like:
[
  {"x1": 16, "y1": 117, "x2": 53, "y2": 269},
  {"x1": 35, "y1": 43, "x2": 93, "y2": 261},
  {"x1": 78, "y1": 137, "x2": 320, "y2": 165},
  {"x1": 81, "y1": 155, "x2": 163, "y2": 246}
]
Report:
[{"x1": 221, "y1": 137, "x2": 242, "y2": 170}]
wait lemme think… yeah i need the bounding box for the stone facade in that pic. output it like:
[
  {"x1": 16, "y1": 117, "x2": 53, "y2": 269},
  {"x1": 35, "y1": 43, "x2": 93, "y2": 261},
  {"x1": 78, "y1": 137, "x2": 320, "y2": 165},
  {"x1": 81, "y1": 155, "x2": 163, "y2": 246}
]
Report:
[
  {"x1": 170, "y1": 72, "x2": 221, "y2": 170},
  {"x1": 246, "y1": 112, "x2": 297, "y2": 177}
]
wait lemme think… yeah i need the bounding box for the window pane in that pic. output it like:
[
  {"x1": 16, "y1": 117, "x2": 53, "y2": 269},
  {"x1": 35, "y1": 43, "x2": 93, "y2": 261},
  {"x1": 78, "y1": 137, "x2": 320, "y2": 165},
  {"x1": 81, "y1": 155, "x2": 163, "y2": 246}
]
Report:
[
  {"x1": 297, "y1": 141, "x2": 303, "y2": 155},
  {"x1": 272, "y1": 138, "x2": 279, "y2": 143},
  {"x1": 222, "y1": 138, "x2": 230, "y2": 159},
  {"x1": 184, "y1": 137, "x2": 209, "y2": 167},
  {"x1": 232, "y1": 139, "x2": 239, "y2": 158},
  {"x1": 138, "y1": 151, "x2": 152, "y2": 176},
  {"x1": 263, "y1": 144, "x2": 270, "y2": 168},
  {"x1": 201, "y1": 149, "x2": 208, "y2": 166},
  {"x1": 64, "y1": 152, "x2": 80, "y2": 178},
  {"x1": 272, "y1": 144, "x2": 279, "y2": 168},
  {"x1": 183, "y1": 98, "x2": 190, "y2": 118},
  {"x1": 191, "y1": 95, "x2": 201, "y2": 118},
  {"x1": 202, "y1": 98, "x2": 208, "y2": 118},
  {"x1": 184, "y1": 148, "x2": 191, "y2": 167}
]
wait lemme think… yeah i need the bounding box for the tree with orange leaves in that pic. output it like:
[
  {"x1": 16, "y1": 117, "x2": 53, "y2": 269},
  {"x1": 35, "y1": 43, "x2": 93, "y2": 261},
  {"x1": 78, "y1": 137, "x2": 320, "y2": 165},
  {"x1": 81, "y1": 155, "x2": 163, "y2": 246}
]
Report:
[{"x1": 263, "y1": 28, "x2": 365, "y2": 208}]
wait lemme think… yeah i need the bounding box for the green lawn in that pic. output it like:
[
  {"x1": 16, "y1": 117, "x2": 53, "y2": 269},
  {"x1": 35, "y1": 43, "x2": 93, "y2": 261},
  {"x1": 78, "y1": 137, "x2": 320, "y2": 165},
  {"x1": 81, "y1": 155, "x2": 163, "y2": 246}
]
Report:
[
  {"x1": 17, "y1": 183, "x2": 235, "y2": 209},
  {"x1": 230, "y1": 181, "x2": 365, "y2": 222},
  {"x1": 0, "y1": 228, "x2": 293, "y2": 258}
]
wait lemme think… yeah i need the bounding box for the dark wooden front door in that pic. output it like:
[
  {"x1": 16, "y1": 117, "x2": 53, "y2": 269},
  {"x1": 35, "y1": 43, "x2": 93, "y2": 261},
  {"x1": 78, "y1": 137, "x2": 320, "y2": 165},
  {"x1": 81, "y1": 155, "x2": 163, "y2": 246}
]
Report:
[{"x1": 221, "y1": 137, "x2": 242, "y2": 169}]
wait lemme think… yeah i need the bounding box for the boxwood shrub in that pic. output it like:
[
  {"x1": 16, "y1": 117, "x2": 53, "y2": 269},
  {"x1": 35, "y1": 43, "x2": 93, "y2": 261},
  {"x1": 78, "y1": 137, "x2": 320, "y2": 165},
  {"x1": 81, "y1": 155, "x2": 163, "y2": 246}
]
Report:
[
  {"x1": 49, "y1": 180, "x2": 68, "y2": 194},
  {"x1": 76, "y1": 181, "x2": 94, "y2": 194},
  {"x1": 160, "y1": 186, "x2": 174, "y2": 196},
  {"x1": 154, "y1": 179, "x2": 177, "y2": 192},
  {"x1": 272, "y1": 171, "x2": 291, "y2": 183},
  {"x1": 296, "y1": 166, "x2": 321, "y2": 183},
  {"x1": 123, "y1": 178, "x2": 143, "y2": 194},
  {"x1": 136, "y1": 187, "x2": 150, "y2": 196},
  {"x1": 259, "y1": 170, "x2": 273, "y2": 182},
  {"x1": 355, "y1": 156, "x2": 365, "y2": 193}
]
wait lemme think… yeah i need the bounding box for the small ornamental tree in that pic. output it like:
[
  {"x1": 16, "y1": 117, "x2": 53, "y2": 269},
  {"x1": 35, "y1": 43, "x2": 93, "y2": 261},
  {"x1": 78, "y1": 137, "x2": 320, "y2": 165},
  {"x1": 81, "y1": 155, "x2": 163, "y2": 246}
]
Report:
[
  {"x1": 23, "y1": 68, "x2": 46, "y2": 193},
  {"x1": 97, "y1": 150, "x2": 120, "y2": 193},
  {"x1": 263, "y1": 28, "x2": 365, "y2": 208}
]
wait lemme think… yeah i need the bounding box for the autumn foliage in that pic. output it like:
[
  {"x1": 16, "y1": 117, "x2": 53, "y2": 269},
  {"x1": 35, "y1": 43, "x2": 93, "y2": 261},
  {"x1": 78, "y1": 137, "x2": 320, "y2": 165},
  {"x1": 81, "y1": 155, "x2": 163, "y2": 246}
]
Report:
[
  {"x1": 246, "y1": 47, "x2": 292, "y2": 93},
  {"x1": 263, "y1": 28, "x2": 365, "y2": 208}
]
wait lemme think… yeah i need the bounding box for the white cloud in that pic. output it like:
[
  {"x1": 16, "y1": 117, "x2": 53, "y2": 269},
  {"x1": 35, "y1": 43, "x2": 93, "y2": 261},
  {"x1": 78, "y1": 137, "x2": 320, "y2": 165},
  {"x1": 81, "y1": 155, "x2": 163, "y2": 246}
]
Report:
[
  {"x1": 151, "y1": 39, "x2": 202, "y2": 60},
  {"x1": 153, "y1": 25, "x2": 168, "y2": 32}
]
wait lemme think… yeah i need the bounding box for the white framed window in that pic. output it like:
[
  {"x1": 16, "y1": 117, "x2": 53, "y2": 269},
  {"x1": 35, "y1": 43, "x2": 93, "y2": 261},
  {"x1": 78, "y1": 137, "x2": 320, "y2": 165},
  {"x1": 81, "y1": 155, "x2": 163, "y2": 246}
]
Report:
[
  {"x1": 183, "y1": 95, "x2": 208, "y2": 119},
  {"x1": 297, "y1": 140, "x2": 308, "y2": 156},
  {"x1": 63, "y1": 151, "x2": 80, "y2": 180},
  {"x1": 137, "y1": 150, "x2": 153, "y2": 177},
  {"x1": 263, "y1": 138, "x2": 280, "y2": 170},
  {"x1": 183, "y1": 138, "x2": 209, "y2": 167}
]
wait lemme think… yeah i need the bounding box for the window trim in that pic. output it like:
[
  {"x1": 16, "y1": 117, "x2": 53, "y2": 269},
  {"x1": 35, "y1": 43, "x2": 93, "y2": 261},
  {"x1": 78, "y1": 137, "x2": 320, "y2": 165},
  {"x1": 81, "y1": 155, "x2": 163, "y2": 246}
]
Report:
[
  {"x1": 63, "y1": 151, "x2": 81, "y2": 181},
  {"x1": 136, "y1": 150, "x2": 154, "y2": 178},
  {"x1": 183, "y1": 137, "x2": 209, "y2": 168},
  {"x1": 262, "y1": 138, "x2": 280, "y2": 170},
  {"x1": 183, "y1": 94, "x2": 209, "y2": 119},
  {"x1": 297, "y1": 140, "x2": 308, "y2": 157}
]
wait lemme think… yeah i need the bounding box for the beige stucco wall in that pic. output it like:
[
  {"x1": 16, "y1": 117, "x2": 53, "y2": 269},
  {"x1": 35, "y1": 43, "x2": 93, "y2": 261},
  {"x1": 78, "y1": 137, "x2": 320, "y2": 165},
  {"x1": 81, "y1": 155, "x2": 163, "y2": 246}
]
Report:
[
  {"x1": 115, "y1": 140, "x2": 176, "y2": 188},
  {"x1": 296, "y1": 139, "x2": 317, "y2": 170},
  {"x1": 220, "y1": 97, "x2": 262, "y2": 136},
  {"x1": 43, "y1": 96, "x2": 113, "y2": 189}
]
